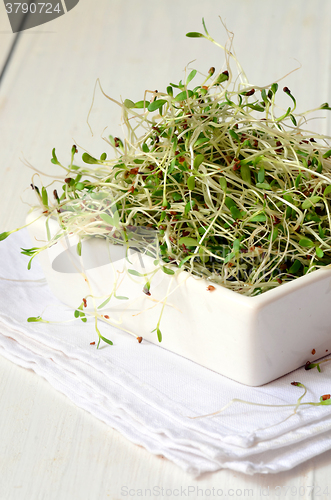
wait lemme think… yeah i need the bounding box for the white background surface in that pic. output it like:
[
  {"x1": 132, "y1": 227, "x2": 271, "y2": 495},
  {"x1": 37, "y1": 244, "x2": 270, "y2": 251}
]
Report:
[{"x1": 1, "y1": 1, "x2": 331, "y2": 498}]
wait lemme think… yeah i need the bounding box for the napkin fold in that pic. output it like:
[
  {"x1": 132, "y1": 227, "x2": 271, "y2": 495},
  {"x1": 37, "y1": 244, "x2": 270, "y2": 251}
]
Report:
[{"x1": 1, "y1": 229, "x2": 331, "y2": 476}]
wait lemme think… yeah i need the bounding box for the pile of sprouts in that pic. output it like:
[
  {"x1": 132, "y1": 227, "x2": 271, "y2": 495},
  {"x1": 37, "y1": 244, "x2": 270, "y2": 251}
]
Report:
[
  {"x1": 2, "y1": 19, "x2": 331, "y2": 415},
  {"x1": 3, "y1": 20, "x2": 331, "y2": 302}
]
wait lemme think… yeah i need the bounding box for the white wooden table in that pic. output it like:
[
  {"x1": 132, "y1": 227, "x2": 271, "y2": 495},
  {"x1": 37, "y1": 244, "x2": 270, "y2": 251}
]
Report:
[{"x1": 1, "y1": 1, "x2": 331, "y2": 498}]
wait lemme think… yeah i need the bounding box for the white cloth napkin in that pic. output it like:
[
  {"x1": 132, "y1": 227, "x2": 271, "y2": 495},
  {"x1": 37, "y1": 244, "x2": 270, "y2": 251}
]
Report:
[{"x1": 1, "y1": 229, "x2": 331, "y2": 476}]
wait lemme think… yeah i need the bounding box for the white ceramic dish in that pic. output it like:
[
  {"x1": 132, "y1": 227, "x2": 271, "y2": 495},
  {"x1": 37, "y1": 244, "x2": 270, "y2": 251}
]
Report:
[{"x1": 26, "y1": 210, "x2": 331, "y2": 386}]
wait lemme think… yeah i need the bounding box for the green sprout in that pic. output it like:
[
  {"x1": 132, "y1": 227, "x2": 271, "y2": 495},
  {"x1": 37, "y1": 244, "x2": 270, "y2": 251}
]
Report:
[
  {"x1": 5, "y1": 19, "x2": 331, "y2": 344},
  {"x1": 189, "y1": 382, "x2": 331, "y2": 423}
]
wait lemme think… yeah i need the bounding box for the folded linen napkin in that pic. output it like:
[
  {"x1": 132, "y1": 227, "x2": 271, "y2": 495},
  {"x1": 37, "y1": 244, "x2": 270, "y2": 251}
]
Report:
[{"x1": 1, "y1": 229, "x2": 331, "y2": 476}]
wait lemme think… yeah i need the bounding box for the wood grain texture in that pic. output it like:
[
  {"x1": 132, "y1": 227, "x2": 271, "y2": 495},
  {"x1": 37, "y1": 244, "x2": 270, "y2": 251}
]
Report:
[{"x1": 1, "y1": 1, "x2": 331, "y2": 498}]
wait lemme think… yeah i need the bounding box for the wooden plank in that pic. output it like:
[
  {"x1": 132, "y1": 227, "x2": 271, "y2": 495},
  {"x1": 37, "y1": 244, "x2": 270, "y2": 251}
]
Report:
[{"x1": 0, "y1": 0, "x2": 331, "y2": 497}]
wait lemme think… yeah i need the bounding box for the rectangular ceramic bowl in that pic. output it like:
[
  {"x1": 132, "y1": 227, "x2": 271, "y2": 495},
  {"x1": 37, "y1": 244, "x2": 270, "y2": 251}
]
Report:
[{"x1": 26, "y1": 210, "x2": 331, "y2": 386}]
